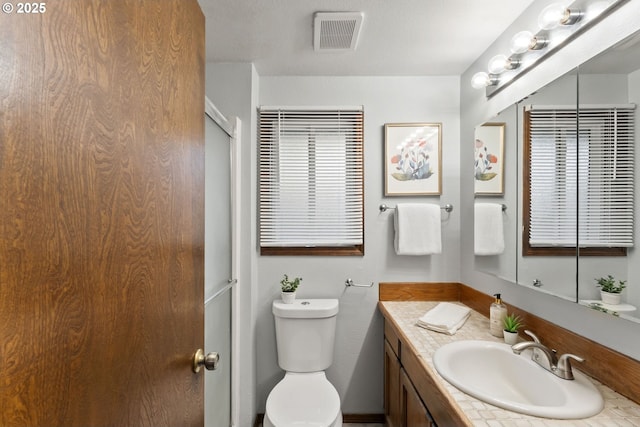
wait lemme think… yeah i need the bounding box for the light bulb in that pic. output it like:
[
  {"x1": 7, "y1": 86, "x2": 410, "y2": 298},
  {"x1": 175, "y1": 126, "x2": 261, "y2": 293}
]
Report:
[
  {"x1": 538, "y1": 3, "x2": 567, "y2": 30},
  {"x1": 511, "y1": 31, "x2": 534, "y2": 54},
  {"x1": 488, "y1": 54, "x2": 509, "y2": 74},
  {"x1": 471, "y1": 72, "x2": 490, "y2": 89}
]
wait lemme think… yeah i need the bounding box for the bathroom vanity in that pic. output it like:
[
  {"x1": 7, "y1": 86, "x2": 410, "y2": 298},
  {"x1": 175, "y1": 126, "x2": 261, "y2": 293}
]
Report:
[
  {"x1": 383, "y1": 309, "x2": 461, "y2": 426},
  {"x1": 379, "y1": 283, "x2": 640, "y2": 426}
]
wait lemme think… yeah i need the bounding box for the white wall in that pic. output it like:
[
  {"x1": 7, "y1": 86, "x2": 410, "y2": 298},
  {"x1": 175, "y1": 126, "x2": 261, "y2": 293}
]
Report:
[
  {"x1": 460, "y1": 1, "x2": 640, "y2": 360},
  {"x1": 256, "y1": 76, "x2": 461, "y2": 413}
]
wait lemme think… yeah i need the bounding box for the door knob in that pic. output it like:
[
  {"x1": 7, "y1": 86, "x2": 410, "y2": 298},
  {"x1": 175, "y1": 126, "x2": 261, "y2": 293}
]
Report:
[{"x1": 192, "y1": 349, "x2": 220, "y2": 373}]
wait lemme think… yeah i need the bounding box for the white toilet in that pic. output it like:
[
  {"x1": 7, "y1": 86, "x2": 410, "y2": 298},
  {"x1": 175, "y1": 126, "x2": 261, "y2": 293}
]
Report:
[{"x1": 264, "y1": 299, "x2": 342, "y2": 427}]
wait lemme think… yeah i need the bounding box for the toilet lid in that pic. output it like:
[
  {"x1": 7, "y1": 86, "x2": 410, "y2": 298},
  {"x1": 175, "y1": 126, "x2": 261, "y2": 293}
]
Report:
[{"x1": 266, "y1": 372, "x2": 341, "y2": 427}]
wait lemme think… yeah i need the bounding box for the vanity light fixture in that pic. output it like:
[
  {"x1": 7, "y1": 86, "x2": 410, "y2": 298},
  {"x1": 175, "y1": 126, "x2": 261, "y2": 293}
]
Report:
[
  {"x1": 471, "y1": 0, "x2": 628, "y2": 95},
  {"x1": 488, "y1": 54, "x2": 521, "y2": 74},
  {"x1": 488, "y1": 55, "x2": 508, "y2": 74},
  {"x1": 538, "y1": 3, "x2": 583, "y2": 30},
  {"x1": 510, "y1": 31, "x2": 548, "y2": 54},
  {"x1": 529, "y1": 35, "x2": 549, "y2": 50},
  {"x1": 510, "y1": 30, "x2": 535, "y2": 54},
  {"x1": 471, "y1": 72, "x2": 498, "y2": 89}
]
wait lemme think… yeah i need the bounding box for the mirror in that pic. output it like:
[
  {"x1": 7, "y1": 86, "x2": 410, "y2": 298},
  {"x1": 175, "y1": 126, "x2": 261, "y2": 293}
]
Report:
[
  {"x1": 475, "y1": 29, "x2": 640, "y2": 323},
  {"x1": 576, "y1": 30, "x2": 640, "y2": 322},
  {"x1": 474, "y1": 105, "x2": 517, "y2": 284},
  {"x1": 516, "y1": 67, "x2": 579, "y2": 303}
]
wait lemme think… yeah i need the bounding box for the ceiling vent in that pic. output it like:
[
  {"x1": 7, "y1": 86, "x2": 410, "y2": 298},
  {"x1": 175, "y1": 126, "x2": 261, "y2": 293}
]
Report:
[{"x1": 313, "y1": 12, "x2": 364, "y2": 52}]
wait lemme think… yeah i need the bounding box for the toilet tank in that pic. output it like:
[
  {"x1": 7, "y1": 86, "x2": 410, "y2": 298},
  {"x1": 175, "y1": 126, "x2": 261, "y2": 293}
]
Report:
[{"x1": 272, "y1": 299, "x2": 339, "y2": 373}]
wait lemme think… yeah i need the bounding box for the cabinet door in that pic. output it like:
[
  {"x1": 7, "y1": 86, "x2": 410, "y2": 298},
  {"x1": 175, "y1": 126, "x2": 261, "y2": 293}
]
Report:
[
  {"x1": 401, "y1": 369, "x2": 435, "y2": 427},
  {"x1": 384, "y1": 339, "x2": 401, "y2": 427}
]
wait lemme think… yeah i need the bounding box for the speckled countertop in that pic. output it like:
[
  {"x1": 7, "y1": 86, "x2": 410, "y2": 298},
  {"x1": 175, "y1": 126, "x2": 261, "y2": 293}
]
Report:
[{"x1": 380, "y1": 301, "x2": 640, "y2": 427}]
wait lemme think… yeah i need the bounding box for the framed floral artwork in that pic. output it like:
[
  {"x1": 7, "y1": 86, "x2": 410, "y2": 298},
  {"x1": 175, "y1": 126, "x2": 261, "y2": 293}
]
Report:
[
  {"x1": 384, "y1": 123, "x2": 442, "y2": 196},
  {"x1": 474, "y1": 122, "x2": 505, "y2": 195}
]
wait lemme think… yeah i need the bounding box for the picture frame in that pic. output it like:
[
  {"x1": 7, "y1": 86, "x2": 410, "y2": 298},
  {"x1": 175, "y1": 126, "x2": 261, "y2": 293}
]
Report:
[
  {"x1": 474, "y1": 122, "x2": 505, "y2": 195},
  {"x1": 384, "y1": 123, "x2": 442, "y2": 196}
]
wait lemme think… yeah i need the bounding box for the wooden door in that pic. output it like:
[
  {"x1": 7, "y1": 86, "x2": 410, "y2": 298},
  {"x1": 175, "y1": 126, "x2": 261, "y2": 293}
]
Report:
[{"x1": 0, "y1": 1, "x2": 205, "y2": 425}]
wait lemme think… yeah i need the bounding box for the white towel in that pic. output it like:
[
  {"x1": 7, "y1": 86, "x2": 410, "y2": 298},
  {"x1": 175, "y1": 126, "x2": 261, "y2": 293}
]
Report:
[
  {"x1": 417, "y1": 302, "x2": 471, "y2": 335},
  {"x1": 474, "y1": 203, "x2": 505, "y2": 255},
  {"x1": 394, "y1": 203, "x2": 442, "y2": 255}
]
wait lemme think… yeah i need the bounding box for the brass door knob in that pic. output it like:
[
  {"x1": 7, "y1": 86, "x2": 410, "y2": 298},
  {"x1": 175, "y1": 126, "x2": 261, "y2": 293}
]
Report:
[{"x1": 192, "y1": 349, "x2": 220, "y2": 373}]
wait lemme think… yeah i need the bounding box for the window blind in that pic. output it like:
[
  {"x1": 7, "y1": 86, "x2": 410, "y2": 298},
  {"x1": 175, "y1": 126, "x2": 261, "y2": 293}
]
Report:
[
  {"x1": 527, "y1": 105, "x2": 635, "y2": 248},
  {"x1": 258, "y1": 107, "x2": 364, "y2": 249}
]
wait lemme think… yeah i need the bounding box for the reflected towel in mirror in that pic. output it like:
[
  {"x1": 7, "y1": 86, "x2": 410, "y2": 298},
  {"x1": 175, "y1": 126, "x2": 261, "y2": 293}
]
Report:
[{"x1": 474, "y1": 202, "x2": 505, "y2": 255}]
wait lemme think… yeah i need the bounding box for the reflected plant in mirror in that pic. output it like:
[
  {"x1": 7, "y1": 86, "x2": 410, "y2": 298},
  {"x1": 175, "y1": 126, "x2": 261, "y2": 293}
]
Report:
[{"x1": 595, "y1": 276, "x2": 626, "y2": 305}]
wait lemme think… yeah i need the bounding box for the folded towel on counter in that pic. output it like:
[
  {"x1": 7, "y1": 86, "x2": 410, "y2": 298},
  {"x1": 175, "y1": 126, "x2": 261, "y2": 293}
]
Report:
[
  {"x1": 416, "y1": 302, "x2": 471, "y2": 335},
  {"x1": 474, "y1": 202, "x2": 505, "y2": 255},
  {"x1": 394, "y1": 203, "x2": 442, "y2": 255}
]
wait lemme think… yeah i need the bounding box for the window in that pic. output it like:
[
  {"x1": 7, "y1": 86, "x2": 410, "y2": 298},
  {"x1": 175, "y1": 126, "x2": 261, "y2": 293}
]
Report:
[
  {"x1": 258, "y1": 107, "x2": 364, "y2": 255},
  {"x1": 523, "y1": 105, "x2": 635, "y2": 256}
]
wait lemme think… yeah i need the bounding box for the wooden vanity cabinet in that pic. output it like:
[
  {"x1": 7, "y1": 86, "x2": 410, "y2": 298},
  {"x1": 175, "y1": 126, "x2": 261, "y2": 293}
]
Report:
[
  {"x1": 384, "y1": 340, "x2": 401, "y2": 427},
  {"x1": 384, "y1": 320, "x2": 402, "y2": 427},
  {"x1": 401, "y1": 369, "x2": 435, "y2": 427},
  {"x1": 384, "y1": 320, "x2": 436, "y2": 427}
]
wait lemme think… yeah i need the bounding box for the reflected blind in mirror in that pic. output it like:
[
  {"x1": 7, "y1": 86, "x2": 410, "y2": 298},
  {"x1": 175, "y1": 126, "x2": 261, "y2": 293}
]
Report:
[
  {"x1": 258, "y1": 107, "x2": 364, "y2": 254},
  {"x1": 527, "y1": 105, "x2": 635, "y2": 248}
]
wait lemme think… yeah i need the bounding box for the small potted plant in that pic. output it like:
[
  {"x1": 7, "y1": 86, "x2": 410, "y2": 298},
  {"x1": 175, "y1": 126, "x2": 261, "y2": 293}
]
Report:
[
  {"x1": 280, "y1": 274, "x2": 302, "y2": 304},
  {"x1": 503, "y1": 313, "x2": 523, "y2": 345},
  {"x1": 596, "y1": 275, "x2": 626, "y2": 305}
]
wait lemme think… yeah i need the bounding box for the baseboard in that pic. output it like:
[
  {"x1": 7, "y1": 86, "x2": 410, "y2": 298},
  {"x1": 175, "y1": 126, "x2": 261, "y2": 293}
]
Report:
[
  {"x1": 343, "y1": 413, "x2": 385, "y2": 423},
  {"x1": 255, "y1": 413, "x2": 385, "y2": 425}
]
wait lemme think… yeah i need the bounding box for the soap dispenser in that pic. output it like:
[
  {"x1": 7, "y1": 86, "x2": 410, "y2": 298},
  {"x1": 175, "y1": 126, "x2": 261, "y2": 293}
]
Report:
[{"x1": 490, "y1": 293, "x2": 507, "y2": 337}]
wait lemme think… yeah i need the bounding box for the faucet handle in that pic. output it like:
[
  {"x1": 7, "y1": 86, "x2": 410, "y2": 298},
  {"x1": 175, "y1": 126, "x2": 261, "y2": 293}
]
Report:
[
  {"x1": 523, "y1": 329, "x2": 541, "y2": 343},
  {"x1": 556, "y1": 354, "x2": 585, "y2": 380}
]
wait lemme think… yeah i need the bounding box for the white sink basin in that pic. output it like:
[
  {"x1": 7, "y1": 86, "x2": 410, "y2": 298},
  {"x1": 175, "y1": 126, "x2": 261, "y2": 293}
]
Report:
[{"x1": 433, "y1": 340, "x2": 603, "y2": 419}]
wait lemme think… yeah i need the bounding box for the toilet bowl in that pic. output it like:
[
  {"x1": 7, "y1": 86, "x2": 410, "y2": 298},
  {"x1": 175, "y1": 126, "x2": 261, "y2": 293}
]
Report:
[
  {"x1": 263, "y1": 372, "x2": 342, "y2": 427},
  {"x1": 264, "y1": 299, "x2": 342, "y2": 427}
]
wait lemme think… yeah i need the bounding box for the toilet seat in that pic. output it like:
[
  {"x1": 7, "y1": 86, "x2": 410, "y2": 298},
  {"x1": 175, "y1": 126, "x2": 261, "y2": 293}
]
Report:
[{"x1": 265, "y1": 371, "x2": 342, "y2": 427}]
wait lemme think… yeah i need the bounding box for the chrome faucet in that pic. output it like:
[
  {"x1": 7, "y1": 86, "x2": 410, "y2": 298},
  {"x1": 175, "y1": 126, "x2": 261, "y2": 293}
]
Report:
[{"x1": 511, "y1": 330, "x2": 584, "y2": 380}]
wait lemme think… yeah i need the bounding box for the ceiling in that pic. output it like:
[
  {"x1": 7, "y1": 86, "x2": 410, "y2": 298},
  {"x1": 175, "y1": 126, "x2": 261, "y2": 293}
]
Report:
[{"x1": 198, "y1": 0, "x2": 535, "y2": 76}]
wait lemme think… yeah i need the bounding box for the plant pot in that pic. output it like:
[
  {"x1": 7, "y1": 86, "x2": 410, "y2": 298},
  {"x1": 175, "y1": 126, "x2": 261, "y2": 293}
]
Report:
[
  {"x1": 600, "y1": 290, "x2": 621, "y2": 305},
  {"x1": 281, "y1": 291, "x2": 296, "y2": 304},
  {"x1": 503, "y1": 330, "x2": 519, "y2": 345}
]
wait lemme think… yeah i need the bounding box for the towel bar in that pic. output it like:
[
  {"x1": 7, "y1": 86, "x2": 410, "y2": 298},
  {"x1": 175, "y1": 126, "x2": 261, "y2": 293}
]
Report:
[{"x1": 379, "y1": 203, "x2": 453, "y2": 213}]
